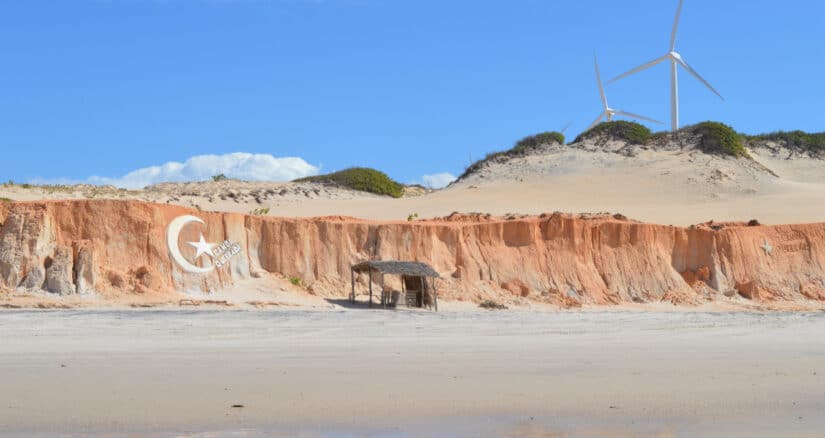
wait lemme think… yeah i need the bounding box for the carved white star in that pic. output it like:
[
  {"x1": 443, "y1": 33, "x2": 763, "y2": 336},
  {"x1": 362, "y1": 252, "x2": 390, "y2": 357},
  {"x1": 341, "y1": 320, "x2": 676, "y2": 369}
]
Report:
[
  {"x1": 187, "y1": 234, "x2": 216, "y2": 260},
  {"x1": 761, "y1": 239, "x2": 773, "y2": 256}
]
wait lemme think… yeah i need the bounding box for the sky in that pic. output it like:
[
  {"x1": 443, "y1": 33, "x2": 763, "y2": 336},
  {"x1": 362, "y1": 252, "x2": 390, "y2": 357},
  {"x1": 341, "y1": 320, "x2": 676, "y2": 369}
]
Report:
[{"x1": 1, "y1": 0, "x2": 823, "y2": 188}]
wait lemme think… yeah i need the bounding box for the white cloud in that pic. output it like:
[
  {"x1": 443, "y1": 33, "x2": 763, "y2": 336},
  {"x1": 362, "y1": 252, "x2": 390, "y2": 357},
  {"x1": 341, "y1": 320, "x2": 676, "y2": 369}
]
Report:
[
  {"x1": 419, "y1": 172, "x2": 457, "y2": 189},
  {"x1": 34, "y1": 153, "x2": 320, "y2": 189}
]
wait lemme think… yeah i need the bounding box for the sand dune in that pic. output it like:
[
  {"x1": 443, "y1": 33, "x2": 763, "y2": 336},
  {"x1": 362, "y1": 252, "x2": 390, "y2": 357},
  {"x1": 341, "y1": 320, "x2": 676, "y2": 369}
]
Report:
[{"x1": 4, "y1": 138, "x2": 825, "y2": 226}]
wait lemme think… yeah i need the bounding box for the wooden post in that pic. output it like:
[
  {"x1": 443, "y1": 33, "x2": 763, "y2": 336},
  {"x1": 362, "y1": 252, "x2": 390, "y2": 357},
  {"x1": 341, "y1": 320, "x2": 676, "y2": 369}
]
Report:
[
  {"x1": 433, "y1": 277, "x2": 438, "y2": 312},
  {"x1": 401, "y1": 276, "x2": 406, "y2": 308},
  {"x1": 381, "y1": 274, "x2": 386, "y2": 309},
  {"x1": 368, "y1": 268, "x2": 373, "y2": 308},
  {"x1": 350, "y1": 267, "x2": 355, "y2": 304}
]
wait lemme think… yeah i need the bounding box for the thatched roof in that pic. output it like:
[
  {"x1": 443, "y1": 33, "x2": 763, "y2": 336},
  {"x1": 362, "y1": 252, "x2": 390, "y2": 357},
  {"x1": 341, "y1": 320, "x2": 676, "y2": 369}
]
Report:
[{"x1": 352, "y1": 261, "x2": 440, "y2": 278}]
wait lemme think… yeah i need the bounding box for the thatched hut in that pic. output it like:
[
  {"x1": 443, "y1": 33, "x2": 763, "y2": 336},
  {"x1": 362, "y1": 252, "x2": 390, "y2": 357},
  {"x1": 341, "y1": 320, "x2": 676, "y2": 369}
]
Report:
[{"x1": 350, "y1": 261, "x2": 440, "y2": 311}]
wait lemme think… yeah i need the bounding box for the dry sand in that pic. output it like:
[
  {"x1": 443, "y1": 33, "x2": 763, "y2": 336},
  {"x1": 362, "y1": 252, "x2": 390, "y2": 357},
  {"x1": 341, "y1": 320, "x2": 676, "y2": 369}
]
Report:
[
  {"x1": 1, "y1": 309, "x2": 823, "y2": 437},
  {"x1": 4, "y1": 141, "x2": 825, "y2": 226}
]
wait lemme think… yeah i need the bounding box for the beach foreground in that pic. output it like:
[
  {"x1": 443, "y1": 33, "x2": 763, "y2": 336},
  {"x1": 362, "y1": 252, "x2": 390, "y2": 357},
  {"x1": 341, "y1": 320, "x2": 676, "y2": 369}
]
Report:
[{"x1": 1, "y1": 309, "x2": 823, "y2": 437}]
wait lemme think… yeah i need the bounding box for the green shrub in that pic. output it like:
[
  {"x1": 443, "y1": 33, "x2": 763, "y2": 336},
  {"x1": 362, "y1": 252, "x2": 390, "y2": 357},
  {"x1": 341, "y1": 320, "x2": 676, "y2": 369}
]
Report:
[
  {"x1": 512, "y1": 132, "x2": 566, "y2": 153},
  {"x1": 458, "y1": 131, "x2": 565, "y2": 180},
  {"x1": 407, "y1": 212, "x2": 419, "y2": 222},
  {"x1": 295, "y1": 167, "x2": 404, "y2": 198},
  {"x1": 687, "y1": 122, "x2": 748, "y2": 158},
  {"x1": 212, "y1": 174, "x2": 228, "y2": 182},
  {"x1": 574, "y1": 121, "x2": 652, "y2": 144},
  {"x1": 289, "y1": 276, "x2": 303, "y2": 287},
  {"x1": 21, "y1": 184, "x2": 32, "y2": 189},
  {"x1": 0, "y1": 197, "x2": 11, "y2": 203},
  {"x1": 250, "y1": 208, "x2": 270, "y2": 216},
  {"x1": 749, "y1": 130, "x2": 825, "y2": 153}
]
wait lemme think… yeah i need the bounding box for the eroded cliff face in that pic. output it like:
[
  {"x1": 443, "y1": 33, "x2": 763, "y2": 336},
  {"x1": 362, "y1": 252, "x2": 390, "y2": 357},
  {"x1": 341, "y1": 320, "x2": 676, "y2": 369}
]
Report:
[{"x1": 0, "y1": 200, "x2": 823, "y2": 308}]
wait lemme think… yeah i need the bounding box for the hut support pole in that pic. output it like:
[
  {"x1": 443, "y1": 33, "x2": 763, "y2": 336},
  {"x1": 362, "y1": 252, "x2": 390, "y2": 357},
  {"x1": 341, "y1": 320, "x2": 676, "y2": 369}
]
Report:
[
  {"x1": 381, "y1": 274, "x2": 386, "y2": 308},
  {"x1": 350, "y1": 267, "x2": 355, "y2": 304},
  {"x1": 433, "y1": 278, "x2": 438, "y2": 312},
  {"x1": 368, "y1": 269, "x2": 373, "y2": 308}
]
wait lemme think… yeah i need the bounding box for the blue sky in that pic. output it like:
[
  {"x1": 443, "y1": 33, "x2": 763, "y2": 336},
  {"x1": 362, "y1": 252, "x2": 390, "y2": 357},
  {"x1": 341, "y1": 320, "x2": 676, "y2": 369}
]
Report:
[{"x1": 1, "y1": 0, "x2": 823, "y2": 188}]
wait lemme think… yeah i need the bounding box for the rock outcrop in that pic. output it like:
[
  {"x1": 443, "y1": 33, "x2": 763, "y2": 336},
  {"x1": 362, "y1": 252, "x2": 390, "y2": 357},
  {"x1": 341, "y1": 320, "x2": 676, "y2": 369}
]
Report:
[{"x1": 0, "y1": 200, "x2": 824, "y2": 308}]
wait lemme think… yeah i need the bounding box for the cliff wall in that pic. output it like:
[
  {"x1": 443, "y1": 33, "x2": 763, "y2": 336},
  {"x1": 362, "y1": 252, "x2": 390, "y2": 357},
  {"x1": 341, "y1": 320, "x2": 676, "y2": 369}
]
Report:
[{"x1": 1, "y1": 200, "x2": 823, "y2": 307}]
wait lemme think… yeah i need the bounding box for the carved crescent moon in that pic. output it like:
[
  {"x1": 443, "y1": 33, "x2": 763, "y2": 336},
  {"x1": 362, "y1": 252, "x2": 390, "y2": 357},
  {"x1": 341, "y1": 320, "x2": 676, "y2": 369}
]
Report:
[{"x1": 167, "y1": 215, "x2": 214, "y2": 274}]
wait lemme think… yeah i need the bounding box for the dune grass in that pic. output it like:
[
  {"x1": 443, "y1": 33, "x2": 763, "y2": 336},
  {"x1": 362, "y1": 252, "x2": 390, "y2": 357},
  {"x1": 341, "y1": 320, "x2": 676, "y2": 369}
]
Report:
[
  {"x1": 574, "y1": 121, "x2": 653, "y2": 145},
  {"x1": 748, "y1": 130, "x2": 825, "y2": 153},
  {"x1": 458, "y1": 131, "x2": 565, "y2": 180}
]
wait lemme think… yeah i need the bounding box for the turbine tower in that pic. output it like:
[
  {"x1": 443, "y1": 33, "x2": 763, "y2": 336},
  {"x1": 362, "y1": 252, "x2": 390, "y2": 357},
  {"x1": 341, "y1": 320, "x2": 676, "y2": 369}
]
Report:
[
  {"x1": 586, "y1": 56, "x2": 662, "y2": 132},
  {"x1": 608, "y1": 0, "x2": 723, "y2": 132}
]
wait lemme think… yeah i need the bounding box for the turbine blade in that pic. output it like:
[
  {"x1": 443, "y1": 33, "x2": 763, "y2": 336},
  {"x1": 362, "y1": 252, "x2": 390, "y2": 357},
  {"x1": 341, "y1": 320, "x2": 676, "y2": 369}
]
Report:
[
  {"x1": 607, "y1": 55, "x2": 668, "y2": 84},
  {"x1": 671, "y1": 0, "x2": 684, "y2": 51},
  {"x1": 677, "y1": 58, "x2": 725, "y2": 101},
  {"x1": 586, "y1": 113, "x2": 606, "y2": 132},
  {"x1": 614, "y1": 110, "x2": 664, "y2": 125},
  {"x1": 594, "y1": 55, "x2": 608, "y2": 109}
]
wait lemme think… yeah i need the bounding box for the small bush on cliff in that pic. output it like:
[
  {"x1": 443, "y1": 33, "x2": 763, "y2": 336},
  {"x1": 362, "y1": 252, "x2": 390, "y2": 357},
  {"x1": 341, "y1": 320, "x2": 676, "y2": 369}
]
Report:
[
  {"x1": 0, "y1": 197, "x2": 11, "y2": 203},
  {"x1": 459, "y1": 131, "x2": 566, "y2": 180},
  {"x1": 574, "y1": 121, "x2": 652, "y2": 144},
  {"x1": 212, "y1": 174, "x2": 228, "y2": 182},
  {"x1": 250, "y1": 208, "x2": 270, "y2": 215},
  {"x1": 748, "y1": 130, "x2": 825, "y2": 153},
  {"x1": 295, "y1": 167, "x2": 404, "y2": 198},
  {"x1": 687, "y1": 122, "x2": 748, "y2": 158},
  {"x1": 289, "y1": 276, "x2": 303, "y2": 287}
]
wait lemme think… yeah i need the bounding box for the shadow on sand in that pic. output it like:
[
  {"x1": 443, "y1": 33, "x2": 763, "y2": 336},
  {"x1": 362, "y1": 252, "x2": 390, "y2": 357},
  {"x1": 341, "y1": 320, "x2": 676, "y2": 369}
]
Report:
[{"x1": 326, "y1": 298, "x2": 428, "y2": 312}]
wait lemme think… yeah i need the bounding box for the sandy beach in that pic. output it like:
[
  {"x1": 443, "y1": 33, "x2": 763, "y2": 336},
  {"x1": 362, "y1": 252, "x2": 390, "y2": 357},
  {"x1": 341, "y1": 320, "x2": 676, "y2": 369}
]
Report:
[{"x1": 1, "y1": 309, "x2": 823, "y2": 437}]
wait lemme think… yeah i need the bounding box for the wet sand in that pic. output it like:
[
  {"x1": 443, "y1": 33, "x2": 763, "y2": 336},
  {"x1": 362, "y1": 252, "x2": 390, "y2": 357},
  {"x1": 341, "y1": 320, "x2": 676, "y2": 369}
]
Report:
[{"x1": 1, "y1": 309, "x2": 824, "y2": 437}]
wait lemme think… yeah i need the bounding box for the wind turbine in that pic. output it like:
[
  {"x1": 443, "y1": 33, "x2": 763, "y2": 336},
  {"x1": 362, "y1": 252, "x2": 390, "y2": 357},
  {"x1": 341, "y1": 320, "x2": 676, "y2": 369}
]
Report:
[
  {"x1": 586, "y1": 56, "x2": 662, "y2": 132},
  {"x1": 608, "y1": 0, "x2": 723, "y2": 132}
]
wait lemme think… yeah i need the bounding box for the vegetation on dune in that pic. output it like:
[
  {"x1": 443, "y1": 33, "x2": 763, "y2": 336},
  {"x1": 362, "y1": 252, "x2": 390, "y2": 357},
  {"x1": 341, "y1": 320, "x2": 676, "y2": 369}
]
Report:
[
  {"x1": 212, "y1": 174, "x2": 229, "y2": 182},
  {"x1": 0, "y1": 197, "x2": 12, "y2": 203},
  {"x1": 3, "y1": 180, "x2": 33, "y2": 189},
  {"x1": 748, "y1": 130, "x2": 825, "y2": 153},
  {"x1": 574, "y1": 121, "x2": 652, "y2": 145},
  {"x1": 685, "y1": 122, "x2": 748, "y2": 158},
  {"x1": 295, "y1": 167, "x2": 404, "y2": 198},
  {"x1": 458, "y1": 131, "x2": 566, "y2": 180},
  {"x1": 512, "y1": 132, "x2": 566, "y2": 153},
  {"x1": 576, "y1": 120, "x2": 749, "y2": 158}
]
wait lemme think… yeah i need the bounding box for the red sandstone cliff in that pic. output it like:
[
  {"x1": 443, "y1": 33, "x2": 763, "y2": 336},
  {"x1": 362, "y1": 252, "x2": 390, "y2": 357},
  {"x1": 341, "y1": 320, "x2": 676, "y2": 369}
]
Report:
[{"x1": 1, "y1": 200, "x2": 823, "y2": 308}]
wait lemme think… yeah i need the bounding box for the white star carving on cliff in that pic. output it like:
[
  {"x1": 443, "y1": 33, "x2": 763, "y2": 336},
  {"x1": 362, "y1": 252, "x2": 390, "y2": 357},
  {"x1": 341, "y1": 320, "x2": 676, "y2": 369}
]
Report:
[
  {"x1": 187, "y1": 234, "x2": 216, "y2": 260},
  {"x1": 761, "y1": 239, "x2": 773, "y2": 256}
]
